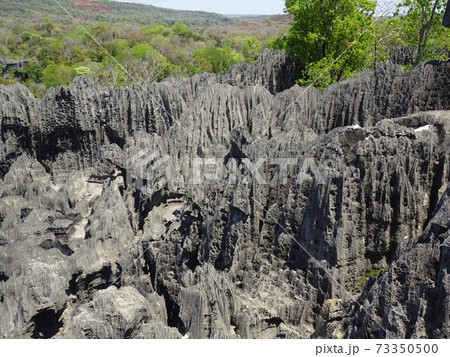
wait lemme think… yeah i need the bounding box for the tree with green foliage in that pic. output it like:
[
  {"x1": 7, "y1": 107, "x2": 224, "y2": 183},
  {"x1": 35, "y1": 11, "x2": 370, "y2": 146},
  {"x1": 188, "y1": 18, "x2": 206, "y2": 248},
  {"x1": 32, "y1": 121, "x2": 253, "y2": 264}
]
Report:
[
  {"x1": 224, "y1": 35, "x2": 263, "y2": 63},
  {"x1": 42, "y1": 63, "x2": 74, "y2": 88},
  {"x1": 395, "y1": 0, "x2": 449, "y2": 65},
  {"x1": 141, "y1": 24, "x2": 171, "y2": 38},
  {"x1": 39, "y1": 17, "x2": 54, "y2": 34},
  {"x1": 11, "y1": 63, "x2": 43, "y2": 84},
  {"x1": 73, "y1": 66, "x2": 91, "y2": 77},
  {"x1": 171, "y1": 24, "x2": 190, "y2": 38},
  {"x1": 106, "y1": 39, "x2": 129, "y2": 57},
  {"x1": 278, "y1": 0, "x2": 377, "y2": 89},
  {"x1": 193, "y1": 47, "x2": 242, "y2": 74},
  {"x1": 21, "y1": 31, "x2": 45, "y2": 45},
  {"x1": 131, "y1": 43, "x2": 155, "y2": 59},
  {"x1": 37, "y1": 40, "x2": 65, "y2": 65},
  {"x1": 150, "y1": 34, "x2": 172, "y2": 58},
  {"x1": 120, "y1": 43, "x2": 170, "y2": 83}
]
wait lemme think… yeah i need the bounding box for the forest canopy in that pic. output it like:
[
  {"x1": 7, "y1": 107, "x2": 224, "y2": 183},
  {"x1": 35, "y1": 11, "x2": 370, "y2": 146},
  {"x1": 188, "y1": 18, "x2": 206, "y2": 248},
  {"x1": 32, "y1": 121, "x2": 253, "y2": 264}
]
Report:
[
  {"x1": 0, "y1": 18, "x2": 274, "y2": 97},
  {"x1": 0, "y1": 0, "x2": 448, "y2": 95}
]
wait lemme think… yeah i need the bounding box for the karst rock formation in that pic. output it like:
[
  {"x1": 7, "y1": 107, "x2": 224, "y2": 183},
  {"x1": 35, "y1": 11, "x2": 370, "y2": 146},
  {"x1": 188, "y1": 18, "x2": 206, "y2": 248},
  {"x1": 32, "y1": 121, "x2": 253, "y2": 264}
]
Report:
[{"x1": 0, "y1": 49, "x2": 449, "y2": 338}]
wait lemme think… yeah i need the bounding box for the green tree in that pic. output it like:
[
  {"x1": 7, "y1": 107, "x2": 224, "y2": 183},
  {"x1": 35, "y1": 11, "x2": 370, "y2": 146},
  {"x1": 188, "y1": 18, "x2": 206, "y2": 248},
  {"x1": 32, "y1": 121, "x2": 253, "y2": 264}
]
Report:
[
  {"x1": 170, "y1": 23, "x2": 200, "y2": 40},
  {"x1": 142, "y1": 25, "x2": 171, "y2": 38},
  {"x1": 21, "y1": 31, "x2": 45, "y2": 44},
  {"x1": 193, "y1": 47, "x2": 242, "y2": 74},
  {"x1": 171, "y1": 23, "x2": 190, "y2": 37},
  {"x1": 150, "y1": 34, "x2": 171, "y2": 54},
  {"x1": 37, "y1": 40, "x2": 65, "y2": 65},
  {"x1": 11, "y1": 63, "x2": 43, "y2": 84},
  {"x1": 106, "y1": 39, "x2": 129, "y2": 57},
  {"x1": 73, "y1": 66, "x2": 91, "y2": 77},
  {"x1": 40, "y1": 17, "x2": 54, "y2": 34},
  {"x1": 395, "y1": 0, "x2": 449, "y2": 64},
  {"x1": 370, "y1": 17, "x2": 407, "y2": 67},
  {"x1": 94, "y1": 63, "x2": 128, "y2": 87},
  {"x1": 42, "y1": 63, "x2": 74, "y2": 88},
  {"x1": 0, "y1": 44, "x2": 9, "y2": 57},
  {"x1": 279, "y1": 0, "x2": 377, "y2": 89},
  {"x1": 121, "y1": 44, "x2": 170, "y2": 83},
  {"x1": 131, "y1": 43, "x2": 154, "y2": 59},
  {"x1": 226, "y1": 35, "x2": 264, "y2": 63}
]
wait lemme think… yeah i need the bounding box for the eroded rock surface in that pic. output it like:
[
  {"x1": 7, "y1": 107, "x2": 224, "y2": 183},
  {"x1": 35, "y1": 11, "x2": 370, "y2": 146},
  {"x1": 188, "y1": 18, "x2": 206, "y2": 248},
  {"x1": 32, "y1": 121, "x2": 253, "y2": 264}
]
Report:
[{"x1": 0, "y1": 51, "x2": 449, "y2": 338}]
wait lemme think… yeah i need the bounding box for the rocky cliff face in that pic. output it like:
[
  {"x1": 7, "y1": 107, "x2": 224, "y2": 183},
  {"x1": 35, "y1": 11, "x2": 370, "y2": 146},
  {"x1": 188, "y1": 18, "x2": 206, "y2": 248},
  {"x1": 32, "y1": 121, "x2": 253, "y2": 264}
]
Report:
[{"x1": 0, "y1": 50, "x2": 449, "y2": 338}]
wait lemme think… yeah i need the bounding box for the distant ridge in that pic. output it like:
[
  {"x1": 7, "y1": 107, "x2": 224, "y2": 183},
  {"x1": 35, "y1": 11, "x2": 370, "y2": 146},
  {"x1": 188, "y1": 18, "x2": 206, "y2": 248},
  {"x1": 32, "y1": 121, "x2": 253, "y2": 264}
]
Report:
[{"x1": 0, "y1": 0, "x2": 233, "y2": 27}]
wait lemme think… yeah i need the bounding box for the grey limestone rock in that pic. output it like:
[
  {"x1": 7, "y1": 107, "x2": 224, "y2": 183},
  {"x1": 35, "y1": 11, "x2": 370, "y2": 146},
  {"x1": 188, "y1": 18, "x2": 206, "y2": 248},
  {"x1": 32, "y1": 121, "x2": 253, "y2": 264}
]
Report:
[
  {"x1": 0, "y1": 50, "x2": 449, "y2": 338},
  {"x1": 334, "y1": 185, "x2": 450, "y2": 338}
]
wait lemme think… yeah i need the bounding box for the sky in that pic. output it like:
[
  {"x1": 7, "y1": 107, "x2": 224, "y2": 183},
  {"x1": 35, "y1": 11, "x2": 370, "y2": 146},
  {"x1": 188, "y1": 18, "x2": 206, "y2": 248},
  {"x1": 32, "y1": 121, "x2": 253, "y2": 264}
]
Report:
[{"x1": 112, "y1": 0, "x2": 286, "y2": 15}]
